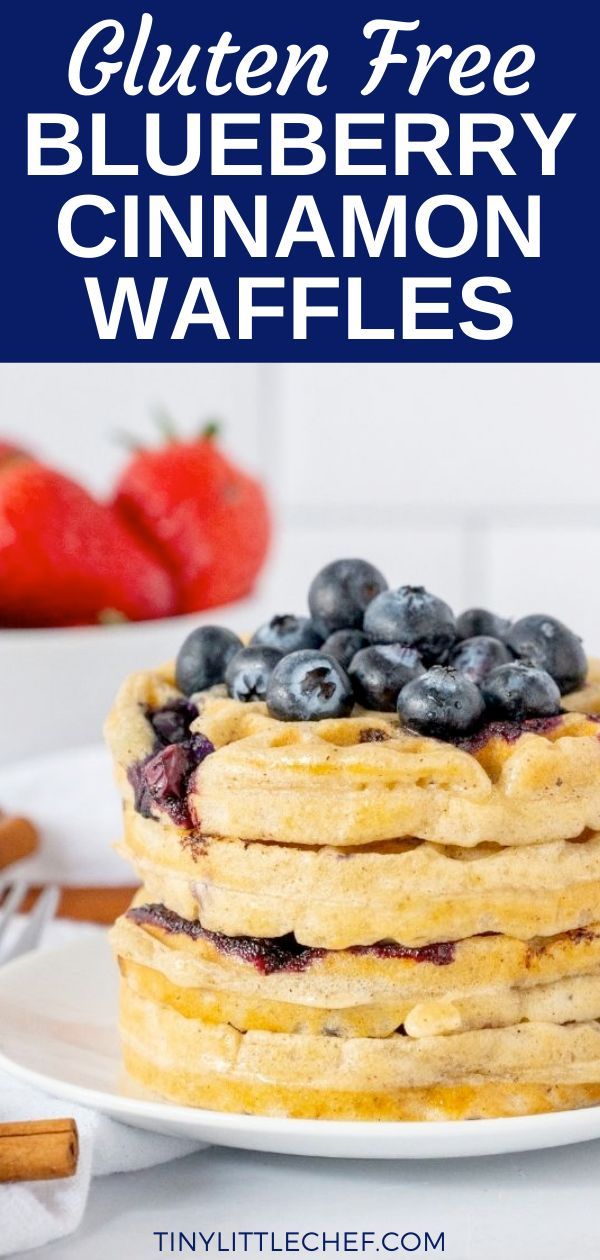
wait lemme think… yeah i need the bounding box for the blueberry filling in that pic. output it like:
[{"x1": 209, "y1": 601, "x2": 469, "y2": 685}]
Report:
[
  {"x1": 127, "y1": 904, "x2": 456, "y2": 972},
  {"x1": 127, "y1": 758, "x2": 157, "y2": 822},
  {"x1": 189, "y1": 732, "x2": 216, "y2": 762},
  {"x1": 457, "y1": 714, "x2": 566, "y2": 755},
  {"x1": 128, "y1": 703, "x2": 214, "y2": 826},
  {"x1": 128, "y1": 903, "x2": 322, "y2": 972},
  {"x1": 145, "y1": 742, "x2": 191, "y2": 800},
  {"x1": 351, "y1": 940, "x2": 456, "y2": 966},
  {"x1": 128, "y1": 744, "x2": 196, "y2": 826},
  {"x1": 149, "y1": 699, "x2": 199, "y2": 747}
]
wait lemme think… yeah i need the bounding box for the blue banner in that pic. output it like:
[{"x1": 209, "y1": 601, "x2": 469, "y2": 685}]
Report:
[{"x1": 3, "y1": 1, "x2": 598, "y2": 360}]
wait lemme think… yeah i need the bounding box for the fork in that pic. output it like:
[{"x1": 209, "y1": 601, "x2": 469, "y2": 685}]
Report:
[{"x1": 0, "y1": 882, "x2": 60, "y2": 965}]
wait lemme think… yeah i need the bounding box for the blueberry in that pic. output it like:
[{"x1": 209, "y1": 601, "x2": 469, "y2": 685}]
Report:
[
  {"x1": 397, "y1": 666, "x2": 485, "y2": 739},
  {"x1": 506, "y1": 615, "x2": 587, "y2": 695},
  {"x1": 308, "y1": 559, "x2": 388, "y2": 635},
  {"x1": 456, "y1": 608, "x2": 511, "y2": 641},
  {"x1": 251, "y1": 614, "x2": 323, "y2": 654},
  {"x1": 481, "y1": 662, "x2": 561, "y2": 721},
  {"x1": 322, "y1": 629, "x2": 369, "y2": 670},
  {"x1": 449, "y1": 635, "x2": 512, "y2": 685},
  {"x1": 175, "y1": 625, "x2": 243, "y2": 696},
  {"x1": 349, "y1": 644, "x2": 424, "y2": 712},
  {"x1": 266, "y1": 651, "x2": 354, "y2": 721},
  {"x1": 150, "y1": 699, "x2": 198, "y2": 746},
  {"x1": 364, "y1": 586, "x2": 456, "y2": 664},
  {"x1": 225, "y1": 646, "x2": 283, "y2": 702}
]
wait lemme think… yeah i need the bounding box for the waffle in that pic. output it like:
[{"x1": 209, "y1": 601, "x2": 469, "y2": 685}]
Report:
[
  {"x1": 112, "y1": 907, "x2": 600, "y2": 1039},
  {"x1": 106, "y1": 665, "x2": 600, "y2": 849},
  {"x1": 120, "y1": 808, "x2": 600, "y2": 948},
  {"x1": 119, "y1": 982, "x2": 600, "y2": 1120},
  {"x1": 106, "y1": 652, "x2": 600, "y2": 1122}
]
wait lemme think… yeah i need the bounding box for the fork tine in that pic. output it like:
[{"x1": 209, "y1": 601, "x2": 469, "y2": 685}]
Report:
[
  {"x1": 0, "y1": 882, "x2": 29, "y2": 946},
  {"x1": 1, "y1": 885, "x2": 60, "y2": 964}
]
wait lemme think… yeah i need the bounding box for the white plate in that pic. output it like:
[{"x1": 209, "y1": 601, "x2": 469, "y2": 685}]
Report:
[{"x1": 2, "y1": 936, "x2": 600, "y2": 1160}]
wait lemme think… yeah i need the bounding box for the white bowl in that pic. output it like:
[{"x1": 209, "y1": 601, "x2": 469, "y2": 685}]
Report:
[{"x1": 0, "y1": 597, "x2": 265, "y2": 765}]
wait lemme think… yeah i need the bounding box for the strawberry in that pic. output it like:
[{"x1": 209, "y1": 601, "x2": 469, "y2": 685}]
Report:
[
  {"x1": 0, "y1": 459, "x2": 176, "y2": 627},
  {"x1": 113, "y1": 425, "x2": 271, "y2": 612}
]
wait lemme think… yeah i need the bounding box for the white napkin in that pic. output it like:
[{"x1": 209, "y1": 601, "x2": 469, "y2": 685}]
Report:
[
  {"x1": 0, "y1": 745, "x2": 127, "y2": 886},
  {"x1": 0, "y1": 919, "x2": 204, "y2": 1256},
  {"x1": 0, "y1": 1081, "x2": 201, "y2": 1255}
]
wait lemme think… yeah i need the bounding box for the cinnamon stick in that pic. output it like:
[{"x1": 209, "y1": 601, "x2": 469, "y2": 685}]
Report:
[
  {"x1": 0, "y1": 1119, "x2": 78, "y2": 1182},
  {"x1": 0, "y1": 814, "x2": 38, "y2": 870}
]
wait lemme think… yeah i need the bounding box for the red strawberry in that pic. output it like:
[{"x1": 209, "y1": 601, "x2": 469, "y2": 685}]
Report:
[
  {"x1": 0, "y1": 460, "x2": 176, "y2": 627},
  {"x1": 113, "y1": 426, "x2": 271, "y2": 612}
]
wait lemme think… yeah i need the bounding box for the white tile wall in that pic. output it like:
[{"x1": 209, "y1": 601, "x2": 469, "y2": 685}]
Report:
[
  {"x1": 263, "y1": 362, "x2": 600, "y2": 647},
  {"x1": 276, "y1": 363, "x2": 599, "y2": 511},
  {"x1": 0, "y1": 363, "x2": 264, "y2": 494},
  {"x1": 487, "y1": 523, "x2": 600, "y2": 645},
  {"x1": 1, "y1": 360, "x2": 599, "y2": 640},
  {"x1": 258, "y1": 521, "x2": 466, "y2": 614}
]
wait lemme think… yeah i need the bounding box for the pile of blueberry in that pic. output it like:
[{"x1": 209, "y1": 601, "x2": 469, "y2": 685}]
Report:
[{"x1": 173, "y1": 559, "x2": 587, "y2": 741}]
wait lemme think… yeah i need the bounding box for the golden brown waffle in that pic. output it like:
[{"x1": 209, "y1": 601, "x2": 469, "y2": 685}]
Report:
[
  {"x1": 120, "y1": 982, "x2": 600, "y2": 1120},
  {"x1": 106, "y1": 665, "x2": 600, "y2": 849},
  {"x1": 107, "y1": 656, "x2": 600, "y2": 1122},
  {"x1": 113, "y1": 909, "x2": 600, "y2": 1039},
  {"x1": 121, "y1": 808, "x2": 600, "y2": 948},
  {"x1": 119, "y1": 955, "x2": 600, "y2": 1039}
]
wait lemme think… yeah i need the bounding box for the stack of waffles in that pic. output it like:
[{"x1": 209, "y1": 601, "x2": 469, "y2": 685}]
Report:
[{"x1": 105, "y1": 659, "x2": 600, "y2": 1121}]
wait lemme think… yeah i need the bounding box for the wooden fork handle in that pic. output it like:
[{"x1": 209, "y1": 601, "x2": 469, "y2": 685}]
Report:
[
  {"x1": 0, "y1": 816, "x2": 38, "y2": 870},
  {"x1": 20, "y1": 885, "x2": 138, "y2": 924},
  {"x1": 0, "y1": 1119, "x2": 78, "y2": 1182}
]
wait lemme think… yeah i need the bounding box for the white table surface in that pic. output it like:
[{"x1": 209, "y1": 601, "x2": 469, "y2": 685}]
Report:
[{"x1": 18, "y1": 1137, "x2": 600, "y2": 1260}]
